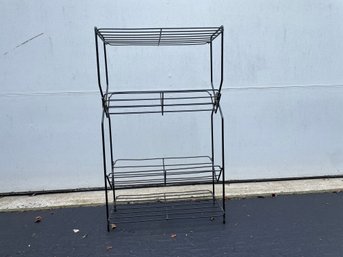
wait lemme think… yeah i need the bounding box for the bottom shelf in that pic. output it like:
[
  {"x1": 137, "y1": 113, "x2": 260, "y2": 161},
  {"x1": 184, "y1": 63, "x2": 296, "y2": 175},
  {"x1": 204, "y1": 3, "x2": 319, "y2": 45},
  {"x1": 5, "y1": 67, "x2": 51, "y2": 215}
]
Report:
[{"x1": 109, "y1": 190, "x2": 224, "y2": 224}]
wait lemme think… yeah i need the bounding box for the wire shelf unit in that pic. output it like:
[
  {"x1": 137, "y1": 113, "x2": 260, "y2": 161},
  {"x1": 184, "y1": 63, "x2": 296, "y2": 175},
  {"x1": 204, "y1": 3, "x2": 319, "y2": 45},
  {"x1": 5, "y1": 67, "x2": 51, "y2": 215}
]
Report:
[{"x1": 94, "y1": 26, "x2": 226, "y2": 231}]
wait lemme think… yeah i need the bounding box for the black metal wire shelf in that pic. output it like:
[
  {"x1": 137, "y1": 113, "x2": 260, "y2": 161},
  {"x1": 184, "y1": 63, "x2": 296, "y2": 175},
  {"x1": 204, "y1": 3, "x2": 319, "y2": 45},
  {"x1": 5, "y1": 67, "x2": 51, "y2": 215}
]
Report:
[
  {"x1": 107, "y1": 156, "x2": 223, "y2": 189},
  {"x1": 104, "y1": 89, "x2": 220, "y2": 115},
  {"x1": 95, "y1": 26, "x2": 226, "y2": 230},
  {"x1": 109, "y1": 190, "x2": 224, "y2": 224},
  {"x1": 95, "y1": 26, "x2": 223, "y2": 46}
]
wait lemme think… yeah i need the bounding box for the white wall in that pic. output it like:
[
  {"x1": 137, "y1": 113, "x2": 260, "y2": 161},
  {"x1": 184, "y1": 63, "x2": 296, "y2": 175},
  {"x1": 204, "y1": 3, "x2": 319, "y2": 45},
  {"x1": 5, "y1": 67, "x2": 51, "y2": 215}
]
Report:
[{"x1": 1, "y1": 0, "x2": 343, "y2": 192}]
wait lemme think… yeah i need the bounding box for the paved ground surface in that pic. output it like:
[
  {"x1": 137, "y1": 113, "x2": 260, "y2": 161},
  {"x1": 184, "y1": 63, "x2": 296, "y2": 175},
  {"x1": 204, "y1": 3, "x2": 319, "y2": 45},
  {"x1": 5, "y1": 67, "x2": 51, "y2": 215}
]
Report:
[{"x1": 1, "y1": 192, "x2": 343, "y2": 257}]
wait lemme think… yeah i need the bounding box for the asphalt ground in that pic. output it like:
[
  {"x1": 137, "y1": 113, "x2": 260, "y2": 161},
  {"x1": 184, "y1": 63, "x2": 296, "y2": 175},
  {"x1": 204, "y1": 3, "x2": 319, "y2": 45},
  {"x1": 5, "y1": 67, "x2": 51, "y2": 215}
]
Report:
[{"x1": 1, "y1": 192, "x2": 343, "y2": 257}]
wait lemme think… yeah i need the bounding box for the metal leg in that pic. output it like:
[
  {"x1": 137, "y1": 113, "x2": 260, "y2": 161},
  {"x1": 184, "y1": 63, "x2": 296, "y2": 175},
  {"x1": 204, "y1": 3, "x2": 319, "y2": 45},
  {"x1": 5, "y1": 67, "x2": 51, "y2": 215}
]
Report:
[
  {"x1": 101, "y1": 112, "x2": 110, "y2": 231},
  {"x1": 108, "y1": 116, "x2": 116, "y2": 211},
  {"x1": 211, "y1": 111, "x2": 215, "y2": 203},
  {"x1": 220, "y1": 107, "x2": 226, "y2": 224}
]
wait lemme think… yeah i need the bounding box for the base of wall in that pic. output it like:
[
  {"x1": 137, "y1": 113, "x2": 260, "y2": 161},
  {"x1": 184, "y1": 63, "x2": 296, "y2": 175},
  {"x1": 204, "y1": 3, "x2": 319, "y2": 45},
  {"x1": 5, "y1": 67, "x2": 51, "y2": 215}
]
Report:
[{"x1": 1, "y1": 177, "x2": 342, "y2": 212}]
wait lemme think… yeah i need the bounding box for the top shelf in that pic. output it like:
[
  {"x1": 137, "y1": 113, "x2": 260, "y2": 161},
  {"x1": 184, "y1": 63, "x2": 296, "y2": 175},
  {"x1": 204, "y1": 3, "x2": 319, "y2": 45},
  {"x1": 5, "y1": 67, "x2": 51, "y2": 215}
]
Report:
[{"x1": 95, "y1": 26, "x2": 223, "y2": 46}]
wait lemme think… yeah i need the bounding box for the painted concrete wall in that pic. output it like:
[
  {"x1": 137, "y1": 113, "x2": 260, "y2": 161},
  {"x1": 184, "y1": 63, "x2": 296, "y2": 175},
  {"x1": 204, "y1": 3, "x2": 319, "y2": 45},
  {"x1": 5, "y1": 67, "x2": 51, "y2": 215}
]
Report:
[{"x1": 1, "y1": 0, "x2": 343, "y2": 192}]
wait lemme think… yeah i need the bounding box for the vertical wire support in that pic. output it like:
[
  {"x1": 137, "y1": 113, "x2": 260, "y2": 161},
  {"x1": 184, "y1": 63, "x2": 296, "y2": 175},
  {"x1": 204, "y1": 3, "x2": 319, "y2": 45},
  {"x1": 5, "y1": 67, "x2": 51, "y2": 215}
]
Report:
[
  {"x1": 219, "y1": 29, "x2": 225, "y2": 223},
  {"x1": 215, "y1": 27, "x2": 224, "y2": 113},
  {"x1": 103, "y1": 42, "x2": 110, "y2": 100},
  {"x1": 211, "y1": 111, "x2": 215, "y2": 203},
  {"x1": 162, "y1": 158, "x2": 166, "y2": 186},
  {"x1": 94, "y1": 27, "x2": 104, "y2": 99},
  {"x1": 218, "y1": 26, "x2": 224, "y2": 93},
  {"x1": 101, "y1": 111, "x2": 110, "y2": 231},
  {"x1": 219, "y1": 105, "x2": 226, "y2": 224},
  {"x1": 108, "y1": 116, "x2": 116, "y2": 211},
  {"x1": 158, "y1": 28, "x2": 162, "y2": 46},
  {"x1": 160, "y1": 92, "x2": 164, "y2": 115},
  {"x1": 210, "y1": 41, "x2": 214, "y2": 93}
]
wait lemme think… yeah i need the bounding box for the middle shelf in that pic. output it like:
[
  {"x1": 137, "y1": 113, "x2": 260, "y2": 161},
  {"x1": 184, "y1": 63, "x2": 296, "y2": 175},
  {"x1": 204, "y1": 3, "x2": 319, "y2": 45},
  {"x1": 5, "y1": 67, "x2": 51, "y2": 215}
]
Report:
[
  {"x1": 107, "y1": 155, "x2": 223, "y2": 189},
  {"x1": 104, "y1": 89, "x2": 220, "y2": 115}
]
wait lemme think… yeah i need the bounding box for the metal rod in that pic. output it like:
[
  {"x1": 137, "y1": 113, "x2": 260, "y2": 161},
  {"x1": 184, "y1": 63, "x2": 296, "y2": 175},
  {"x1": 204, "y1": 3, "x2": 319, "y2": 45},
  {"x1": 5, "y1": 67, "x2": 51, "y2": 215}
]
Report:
[
  {"x1": 113, "y1": 164, "x2": 220, "y2": 174},
  {"x1": 160, "y1": 92, "x2": 164, "y2": 115},
  {"x1": 108, "y1": 116, "x2": 116, "y2": 211},
  {"x1": 219, "y1": 105, "x2": 226, "y2": 224},
  {"x1": 101, "y1": 111, "x2": 110, "y2": 231},
  {"x1": 158, "y1": 28, "x2": 162, "y2": 46},
  {"x1": 211, "y1": 110, "x2": 215, "y2": 203},
  {"x1": 98, "y1": 26, "x2": 220, "y2": 30},
  {"x1": 108, "y1": 95, "x2": 214, "y2": 102},
  {"x1": 103, "y1": 42, "x2": 109, "y2": 98},
  {"x1": 219, "y1": 27, "x2": 224, "y2": 93},
  {"x1": 210, "y1": 41, "x2": 214, "y2": 92},
  {"x1": 114, "y1": 162, "x2": 217, "y2": 169},
  {"x1": 162, "y1": 158, "x2": 166, "y2": 185},
  {"x1": 94, "y1": 27, "x2": 104, "y2": 98},
  {"x1": 108, "y1": 88, "x2": 217, "y2": 95},
  {"x1": 108, "y1": 102, "x2": 213, "y2": 109},
  {"x1": 109, "y1": 109, "x2": 213, "y2": 115}
]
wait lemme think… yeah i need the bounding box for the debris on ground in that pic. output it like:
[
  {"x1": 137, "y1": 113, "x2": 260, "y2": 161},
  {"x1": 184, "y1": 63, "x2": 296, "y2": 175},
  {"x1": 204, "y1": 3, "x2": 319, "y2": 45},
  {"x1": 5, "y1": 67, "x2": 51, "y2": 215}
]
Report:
[
  {"x1": 171, "y1": 234, "x2": 176, "y2": 239},
  {"x1": 73, "y1": 229, "x2": 80, "y2": 233},
  {"x1": 34, "y1": 216, "x2": 42, "y2": 223},
  {"x1": 110, "y1": 224, "x2": 117, "y2": 230},
  {"x1": 106, "y1": 246, "x2": 113, "y2": 251},
  {"x1": 82, "y1": 234, "x2": 88, "y2": 239}
]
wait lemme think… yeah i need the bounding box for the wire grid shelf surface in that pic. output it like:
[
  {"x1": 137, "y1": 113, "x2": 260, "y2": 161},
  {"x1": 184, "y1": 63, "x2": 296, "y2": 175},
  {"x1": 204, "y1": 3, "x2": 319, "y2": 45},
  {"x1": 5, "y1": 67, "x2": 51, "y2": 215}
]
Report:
[
  {"x1": 108, "y1": 156, "x2": 223, "y2": 189},
  {"x1": 110, "y1": 190, "x2": 224, "y2": 224},
  {"x1": 96, "y1": 27, "x2": 223, "y2": 46},
  {"x1": 104, "y1": 89, "x2": 220, "y2": 115}
]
